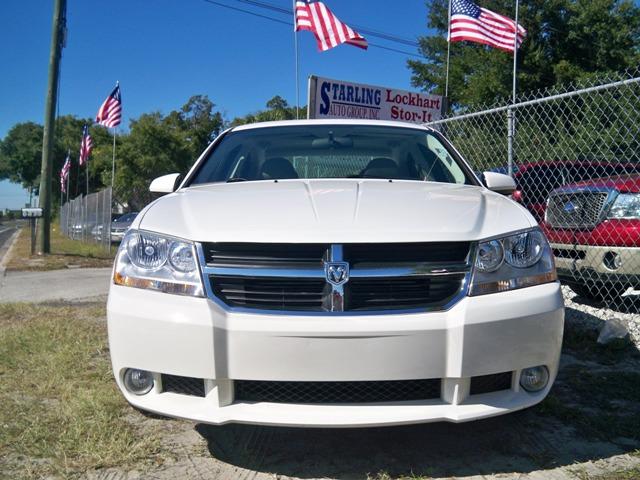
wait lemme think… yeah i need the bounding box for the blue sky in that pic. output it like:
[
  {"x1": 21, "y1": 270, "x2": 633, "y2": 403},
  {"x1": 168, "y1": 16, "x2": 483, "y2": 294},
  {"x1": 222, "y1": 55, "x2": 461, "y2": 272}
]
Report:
[{"x1": 0, "y1": 0, "x2": 433, "y2": 209}]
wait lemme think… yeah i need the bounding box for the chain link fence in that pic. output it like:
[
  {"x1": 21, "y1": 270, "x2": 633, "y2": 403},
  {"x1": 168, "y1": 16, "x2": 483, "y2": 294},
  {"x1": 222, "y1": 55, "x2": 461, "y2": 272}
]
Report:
[
  {"x1": 428, "y1": 68, "x2": 640, "y2": 337},
  {"x1": 60, "y1": 187, "x2": 112, "y2": 251}
]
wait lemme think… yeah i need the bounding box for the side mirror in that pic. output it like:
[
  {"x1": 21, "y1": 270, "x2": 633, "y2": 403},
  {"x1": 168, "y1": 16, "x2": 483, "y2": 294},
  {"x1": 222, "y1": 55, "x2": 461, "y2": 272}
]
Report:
[
  {"x1": 482, "y1": 172, "x2": 516, "y2": 195},
  {"x1": 149, "y1": 173, "x2": 182, "y2": 194}
]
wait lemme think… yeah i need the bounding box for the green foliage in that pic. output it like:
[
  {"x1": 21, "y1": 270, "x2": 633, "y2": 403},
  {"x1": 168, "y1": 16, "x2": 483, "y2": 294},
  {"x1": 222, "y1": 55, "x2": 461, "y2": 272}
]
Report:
[
  {"x1": 0, "y1": 122, "x2": 43, "y2": 188},
  {"x1": 409, "y1": 0, "x2": 640, "y2": 107},
  {"x1": 231, "y1": 95, "x2": 307, "y2": 126},
  {"x1": 114, "y1": 95, "x2": 224, "y2": 209},
  {"x1": 0, "y1": 95, "x2": 224, "y2": 211}
]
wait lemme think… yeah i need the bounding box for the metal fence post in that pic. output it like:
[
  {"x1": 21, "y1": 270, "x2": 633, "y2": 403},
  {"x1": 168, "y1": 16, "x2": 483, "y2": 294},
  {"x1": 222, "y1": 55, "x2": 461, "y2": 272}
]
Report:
[{"x1": 507, "y1": 106, "x2": 514, "y2": 177}]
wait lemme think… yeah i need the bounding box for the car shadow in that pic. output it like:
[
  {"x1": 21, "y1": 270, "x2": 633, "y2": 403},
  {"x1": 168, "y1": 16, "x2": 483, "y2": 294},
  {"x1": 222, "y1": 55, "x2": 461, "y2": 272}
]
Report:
[
  {"x1": 194, "y1": 401, "x2": 638, "y2": 479},
  {"x1": 567, "y1": 289, "x2": 639, "y2": 315}
]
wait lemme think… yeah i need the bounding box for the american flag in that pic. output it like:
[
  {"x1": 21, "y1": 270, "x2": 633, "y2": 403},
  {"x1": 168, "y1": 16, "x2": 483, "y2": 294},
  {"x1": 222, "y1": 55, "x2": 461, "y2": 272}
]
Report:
[
  {"x1": 295, "y1": 1, "x2": 367, "y2": 52},
  {"x1": 449, "y1": 0, "x2": 526, "y2": 53},
  {"x1": 79, "y1": 124, "x2": 93, "y2": 166},
  {"x1": 60, "y1": 153, "x2": 71, "y2": 194},
  {"x1": 95, "y1": 83, "x2": 122, "y2": 128}
]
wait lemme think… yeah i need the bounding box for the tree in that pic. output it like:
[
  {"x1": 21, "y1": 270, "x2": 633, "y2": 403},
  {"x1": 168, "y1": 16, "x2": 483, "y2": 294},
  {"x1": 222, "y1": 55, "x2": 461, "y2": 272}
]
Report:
[
  {"x1": 113, "y1": 95, "x2": 225, "y2": 209},
  {"x1": 0, "y1": 116, "x2": 114, "y2": 204},
  {"x1": 409, "y1": 0, "x2": 640, "y2": 108},
  {"x1": 231, "y1": 96, "x2": 307, "y2": 126},
  {"x1": 0, "y1": 122, "x2": 44, "y2": 189},
  {"x1": 1, "y1": 95, "x2": 225, "y2": 210}
]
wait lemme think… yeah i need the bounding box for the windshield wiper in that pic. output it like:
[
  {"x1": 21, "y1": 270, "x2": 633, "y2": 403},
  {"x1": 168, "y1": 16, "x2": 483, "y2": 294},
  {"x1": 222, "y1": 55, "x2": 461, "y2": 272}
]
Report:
[{"x1": 226, "y1": 177, "x2": 248, "y2": 183}]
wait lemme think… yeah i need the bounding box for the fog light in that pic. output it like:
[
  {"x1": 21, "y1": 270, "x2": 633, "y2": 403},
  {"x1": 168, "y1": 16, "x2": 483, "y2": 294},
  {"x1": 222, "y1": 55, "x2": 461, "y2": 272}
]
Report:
[
  {"x1": 519, "y1": 366, "x2": 549, "y2": 392},
  {"x1": 123, "y1": 368, "x2": 154, "y2": 395},
  {"x1": 603, "y1": 251, "x2": 622, "y2": 270}
]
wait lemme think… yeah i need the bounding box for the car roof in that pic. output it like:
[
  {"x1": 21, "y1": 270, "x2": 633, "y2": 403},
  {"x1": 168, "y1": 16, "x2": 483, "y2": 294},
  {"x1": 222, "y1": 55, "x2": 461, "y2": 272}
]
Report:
[{"x1": 230, "y1": 119, "x2": 436, "y2": 133}]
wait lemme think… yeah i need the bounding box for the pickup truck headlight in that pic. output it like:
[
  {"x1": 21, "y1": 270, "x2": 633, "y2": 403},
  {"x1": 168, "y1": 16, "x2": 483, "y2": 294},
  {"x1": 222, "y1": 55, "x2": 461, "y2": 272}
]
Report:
[
  {"x1": 113, "y1": 230, "x2": 204, "y2": 297},
  {"x1": 608, "y1": 193, "x2": 640, "y2": 219},
  {"x1": 470, "y1": 228, "x2": 557, "y2": 296}
]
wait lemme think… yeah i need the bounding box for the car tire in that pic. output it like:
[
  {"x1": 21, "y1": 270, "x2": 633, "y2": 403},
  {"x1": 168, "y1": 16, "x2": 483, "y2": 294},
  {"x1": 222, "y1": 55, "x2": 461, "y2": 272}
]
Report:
[{"x1": 567, "y1": 283, "x2": 628, "y2": 302}]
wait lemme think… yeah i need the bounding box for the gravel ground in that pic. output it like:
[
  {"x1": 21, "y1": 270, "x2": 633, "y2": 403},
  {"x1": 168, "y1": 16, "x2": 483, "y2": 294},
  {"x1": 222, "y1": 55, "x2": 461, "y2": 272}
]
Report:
[{"x1": 562, "y1": 285, "x2": 640, "y2": 347}]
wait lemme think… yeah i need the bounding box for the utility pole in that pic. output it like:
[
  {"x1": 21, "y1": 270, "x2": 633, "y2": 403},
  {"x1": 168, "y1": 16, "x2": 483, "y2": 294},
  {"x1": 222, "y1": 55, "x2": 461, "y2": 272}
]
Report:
[{"x1": 37, "y1": 0, "x2": 66, "y2": 254}]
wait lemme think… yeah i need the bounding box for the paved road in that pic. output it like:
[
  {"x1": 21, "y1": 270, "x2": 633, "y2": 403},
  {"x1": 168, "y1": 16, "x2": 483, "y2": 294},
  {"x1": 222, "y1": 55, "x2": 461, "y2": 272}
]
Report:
[
  {"x1": 0, "y1": 222, "x2": 111, "y2": 303},
  {"x1": 0, "y1": 223, "x2": 18, "y2": 262},
  {"x1": 0, "y1": 267, "x2": 111, "y2": 303}
]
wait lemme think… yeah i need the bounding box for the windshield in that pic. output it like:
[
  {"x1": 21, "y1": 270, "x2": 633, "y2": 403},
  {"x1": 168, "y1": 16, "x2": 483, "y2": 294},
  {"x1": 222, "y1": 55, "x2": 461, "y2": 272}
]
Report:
[{"x1": 188, "y1": 125, "x2": 475, "y2": 185}]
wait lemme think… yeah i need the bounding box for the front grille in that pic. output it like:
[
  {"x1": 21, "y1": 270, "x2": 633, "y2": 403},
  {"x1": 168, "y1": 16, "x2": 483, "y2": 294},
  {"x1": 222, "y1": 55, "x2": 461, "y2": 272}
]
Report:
[
  {"x1": 469, "y1": 372, "x2": 513, "y2": 395},
  {"x1": 203, "y1": 242, "x2": 471, "y2": 313},
  {"x1": 553, "y1": 248, "x2": 586, "y2": 260},
  {"x1": 211, "y1": 276, "x2": 327, "y2": 311},
  {"x1": 234, "y1": 378, "x2": 441, "y2": 404},
  {"x1": 348, "y1": 275, "x2": 464, "y2": 311},
  {"x1": 203, "y1": 243, "x2": 326, "y2": 267},
  {"x1": 161, "y1": 374, "x2": 205, "y2": 397},
  {"x1": 546, "y1": 191, "x2": 609, "y2": 229},
  {"x1": 343, "y1": 242, "x2": 470, "y2": 266}
]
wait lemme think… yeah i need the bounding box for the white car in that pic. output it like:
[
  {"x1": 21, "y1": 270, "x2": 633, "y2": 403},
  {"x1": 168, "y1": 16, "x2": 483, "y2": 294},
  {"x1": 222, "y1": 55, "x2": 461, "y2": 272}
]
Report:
[{"x1": 107, "y1": 119, "x2": 564, "y2": 427}]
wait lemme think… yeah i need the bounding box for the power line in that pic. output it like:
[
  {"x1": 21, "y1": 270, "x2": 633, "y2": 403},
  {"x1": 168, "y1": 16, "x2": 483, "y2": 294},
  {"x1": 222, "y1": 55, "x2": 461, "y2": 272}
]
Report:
[
  {"x1": 235, "y1": 0, "x2": 420, "y2": 47},
  {"x1": 200, "y1": 0, "x2": 423, "y2": 58},
  {"x1": 202, "y1": 0, "x2": 290, "y2": 25}
]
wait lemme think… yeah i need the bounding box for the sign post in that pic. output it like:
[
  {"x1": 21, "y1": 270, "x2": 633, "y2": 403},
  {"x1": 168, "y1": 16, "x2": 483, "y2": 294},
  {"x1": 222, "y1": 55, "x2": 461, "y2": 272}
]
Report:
[{"x1": 22, "y1": 208, "x2": 43, "y2": 256}]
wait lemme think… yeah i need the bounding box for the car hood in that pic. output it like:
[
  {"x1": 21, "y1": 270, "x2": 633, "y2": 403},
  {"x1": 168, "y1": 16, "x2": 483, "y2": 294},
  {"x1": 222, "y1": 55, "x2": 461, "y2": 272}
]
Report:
[
  {"x1": 554, "y1": 174, "x2": 640, "y2": 193},
  {"x1": 136, "y1": 179, "x2": 535, "y2": 243}
]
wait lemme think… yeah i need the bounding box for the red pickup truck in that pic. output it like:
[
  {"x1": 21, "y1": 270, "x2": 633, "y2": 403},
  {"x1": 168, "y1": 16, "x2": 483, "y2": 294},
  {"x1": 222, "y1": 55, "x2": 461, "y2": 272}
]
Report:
[
  {"x1": 541, "y1": 174, "x2": 640, "y2": 301},
  {"x1": 507, "y1": 161, "x2": 638, "y2": 222}
]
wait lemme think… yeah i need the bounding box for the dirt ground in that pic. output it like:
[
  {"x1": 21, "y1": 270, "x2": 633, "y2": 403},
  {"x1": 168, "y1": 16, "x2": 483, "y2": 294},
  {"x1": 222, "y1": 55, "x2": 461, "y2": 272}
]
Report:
[{"x1": 80, "y1": 336, "x2": 640, "y2": 480}]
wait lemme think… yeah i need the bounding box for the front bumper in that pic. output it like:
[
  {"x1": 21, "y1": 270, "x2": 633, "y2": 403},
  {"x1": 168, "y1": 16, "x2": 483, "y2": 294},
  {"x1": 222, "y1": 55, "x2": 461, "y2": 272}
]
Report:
[
  {"x1": 107, "y1": 282, "x2": 564, "y2": 427},
  {"x1": 110, "y1": 232, "x2": 125, "y2": 242},
  {"x1": 550, "y1": 243, "x2": 640, "y2": 287}
]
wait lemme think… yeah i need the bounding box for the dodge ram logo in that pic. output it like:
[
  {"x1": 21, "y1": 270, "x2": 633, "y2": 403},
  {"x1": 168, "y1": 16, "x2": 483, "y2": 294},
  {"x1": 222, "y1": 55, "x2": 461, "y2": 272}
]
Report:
[{"x1": 325, "y1": 262, "x2": 350, "y2": 286}]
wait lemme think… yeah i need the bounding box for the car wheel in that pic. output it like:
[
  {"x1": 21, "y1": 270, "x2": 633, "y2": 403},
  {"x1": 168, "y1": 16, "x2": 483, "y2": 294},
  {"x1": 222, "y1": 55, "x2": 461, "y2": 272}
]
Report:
[{"x1": 568, "y1": 283, "x2": 628, "y2": 302}]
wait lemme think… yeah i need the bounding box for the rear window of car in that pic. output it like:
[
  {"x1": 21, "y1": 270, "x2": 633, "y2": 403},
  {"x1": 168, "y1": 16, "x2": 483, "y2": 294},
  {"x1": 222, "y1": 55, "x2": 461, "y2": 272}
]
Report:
[{"x1": 188, "y1": 125, "x2": 476, "y2": 186}]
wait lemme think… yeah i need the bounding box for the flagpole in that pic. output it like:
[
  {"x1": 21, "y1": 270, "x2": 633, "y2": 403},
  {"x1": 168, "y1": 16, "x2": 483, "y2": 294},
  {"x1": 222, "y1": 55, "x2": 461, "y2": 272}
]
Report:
[
  {"x1": 507, "y1": 0, "x2": 520, "y2": 178},
  {"x1": 444, "y1": 0, "x2": 452, "y2": 98},
  {"x1": 74, "y1": 151, "x2": 80, "y2": 196},
  {"x1": 111, "y1": 128, "x2": 116, "y2": 191},
  {"x1": 293, "y1": 0, "x2": 300, "y2": 119},
  {"x1": 512, "y1": 0, "x2": 519, "y2": 104},
  {"x1": 86, "y1": 152, "x2": 90, "y2": 195}
]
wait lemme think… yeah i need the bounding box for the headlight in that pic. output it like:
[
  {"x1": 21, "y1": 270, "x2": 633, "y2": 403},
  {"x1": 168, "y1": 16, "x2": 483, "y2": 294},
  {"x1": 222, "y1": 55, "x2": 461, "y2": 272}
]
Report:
[
  {"x1": 113, "y1": 230, "x2": 204, "y2": 297},
  {"x1": 470, "y1": 228, "x2": 557, "y2": 296},
  {"x1": 608, "y1": 193, "x2": 640, "y2": 219}
]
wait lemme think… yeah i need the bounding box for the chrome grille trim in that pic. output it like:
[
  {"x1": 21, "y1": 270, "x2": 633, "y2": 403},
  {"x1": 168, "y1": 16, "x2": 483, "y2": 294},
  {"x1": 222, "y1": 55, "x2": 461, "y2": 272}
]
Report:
[
  {"x1": 196, "y1": 243, "x2": 474, "y2": 315},
  {"x1": 546, "y1": 187, "x2": 617, "y2": 229},
  {"x1": 202, "y1": 263, "x2": 470, "y2": 278}
]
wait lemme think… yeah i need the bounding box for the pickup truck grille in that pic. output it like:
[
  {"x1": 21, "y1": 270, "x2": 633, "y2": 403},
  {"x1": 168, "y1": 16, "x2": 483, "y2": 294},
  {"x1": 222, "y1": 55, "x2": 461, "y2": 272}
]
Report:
[
  {"x1": 200, "y1": 242, "x2": 472, "y2": 313},
  {"x1": 546, "y1": 190, "x2": 610, "y2": 229}
]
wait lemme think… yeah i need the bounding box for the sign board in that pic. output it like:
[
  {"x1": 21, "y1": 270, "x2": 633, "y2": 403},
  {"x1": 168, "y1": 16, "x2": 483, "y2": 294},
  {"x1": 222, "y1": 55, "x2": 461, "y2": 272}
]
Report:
[
  {"x1": 21, "y1": 207, "x2": 43, "y2": 218},
  {"x1": 308, "y1": 75, "x2": 444, "y2": 124}
]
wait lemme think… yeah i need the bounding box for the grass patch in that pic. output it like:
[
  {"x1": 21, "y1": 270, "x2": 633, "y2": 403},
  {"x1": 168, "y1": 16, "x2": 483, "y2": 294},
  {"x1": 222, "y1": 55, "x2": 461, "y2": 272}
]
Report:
[
  {"x1": 562, "y1": 324, "x2": 640, "y2": 364},
  {"x1": 5, "y1": 225, "x2": 114, "y2": 271},
  {"x1": 0, "y1": 303, "x2": 160, "y2": 479},
  {"x1": 576, "y1": 466, "x2": 640, "y2": 479},
  {"x1": 538, "y1": 365, "x2": 640, "y2": 442}
]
